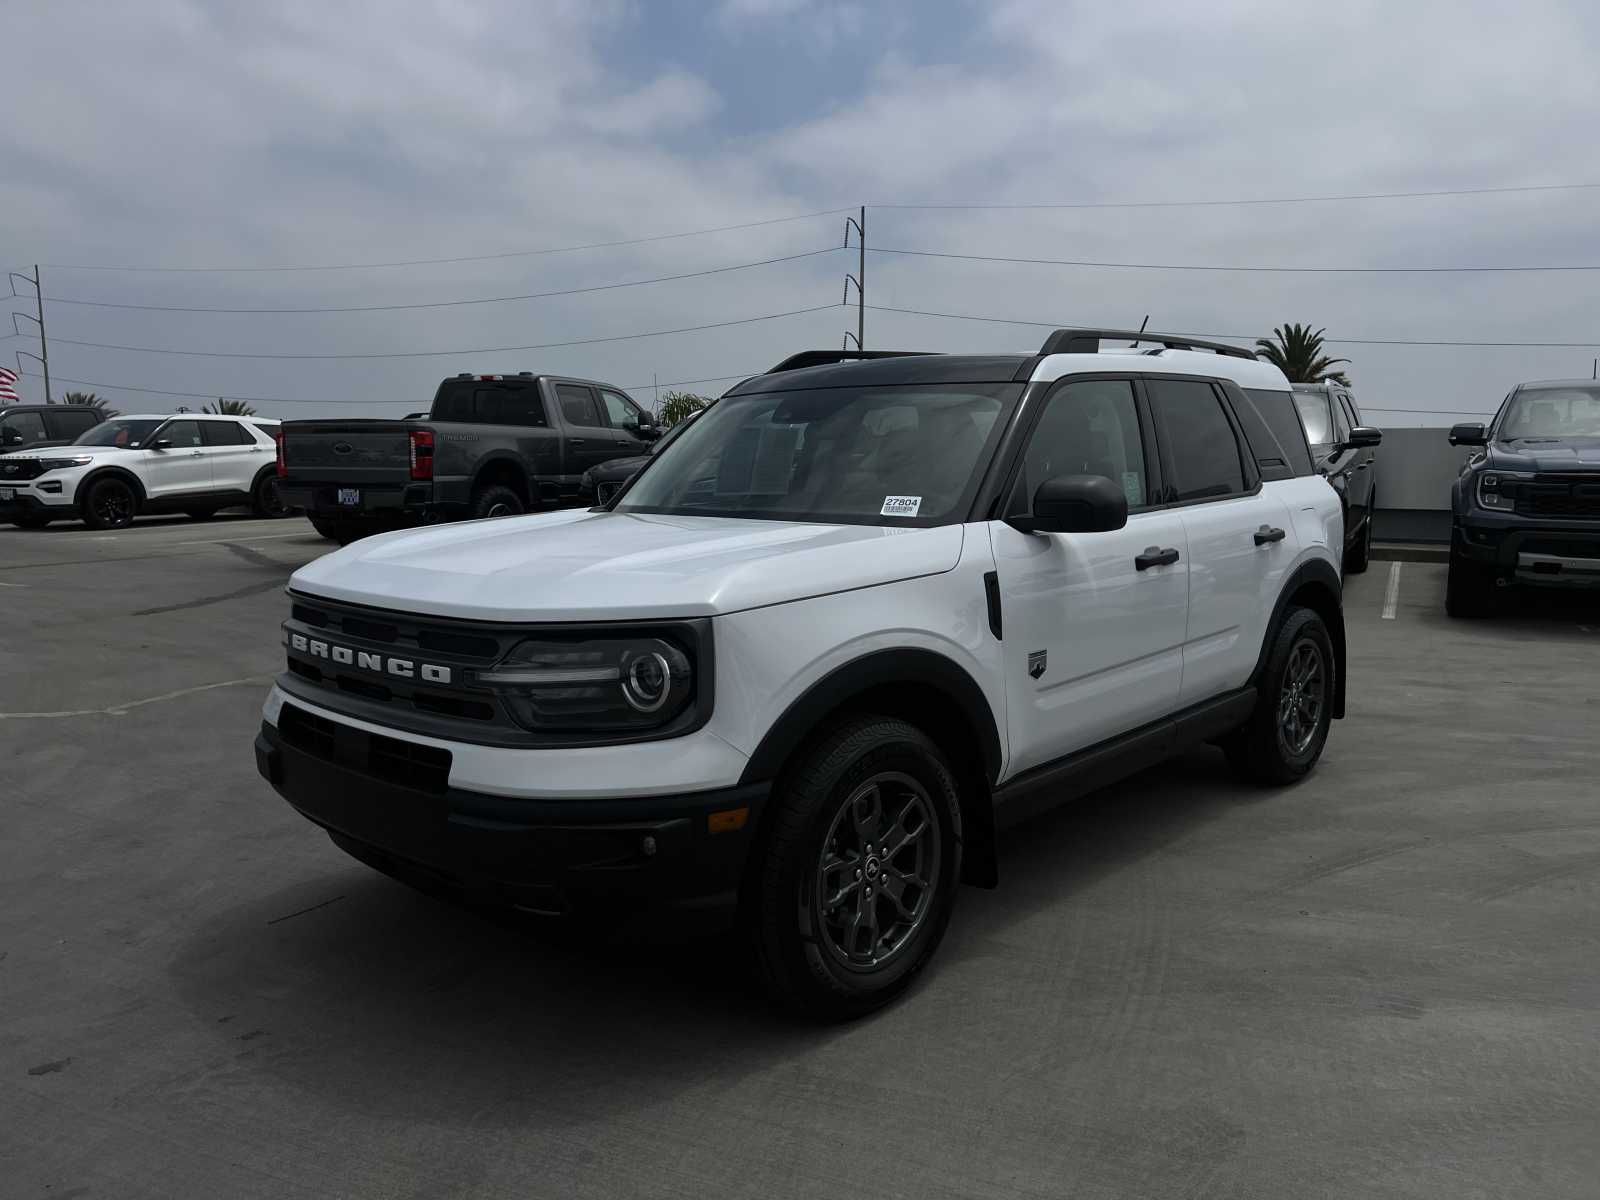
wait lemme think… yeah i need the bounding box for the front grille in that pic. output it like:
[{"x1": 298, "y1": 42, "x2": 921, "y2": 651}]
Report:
[
  {"x1": 0, "y1": 459, "x2": 46, "y2": 481},
  {"x1": 1516, "y1": 475, "x2": 1600, "y2": 518},
  {"x1": 596, "y1": 482, "x2": 619, "y2": 504},
  {"x1": 278, "y1": 702, "x2": 451, "y2": 793}
]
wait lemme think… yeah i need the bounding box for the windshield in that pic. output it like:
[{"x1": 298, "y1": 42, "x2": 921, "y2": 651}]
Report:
[
  {"x1": 74, "y1": 418, "x2": 165, "y2": 449},
  {"x1": 1292, "y1": 391, "x2": 1334, "y2": 446},
  {"x1": 616, "y1": 384, "x2": 1016, "y2": 525},
  {"x1": 1498, "y1": 387, "x2": 1600, "y2": 439},
  {"x1": 648, "y1": 413, "x2": 698, "y2": 454}
]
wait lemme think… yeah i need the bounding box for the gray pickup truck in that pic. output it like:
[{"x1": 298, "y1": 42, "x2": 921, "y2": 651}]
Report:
[{"x1": 278, "y1": 373, "x2": 658, "y2": 543}]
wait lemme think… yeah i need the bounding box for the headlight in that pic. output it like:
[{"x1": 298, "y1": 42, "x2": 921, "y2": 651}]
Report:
[
  {"x1": 38, "y1": 456, "x2": 94, "y2": 471},
  {"x1": 475, "y1": 634, "x2": 695, "y2": 733},
  {"x1": 1477, "y1": 470, "x2": 1533, "y2": 510}
]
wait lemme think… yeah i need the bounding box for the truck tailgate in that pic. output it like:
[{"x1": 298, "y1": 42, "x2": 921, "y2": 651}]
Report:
[{"x1": 282, "y1": 420, "x2": 419, "y2": 483}]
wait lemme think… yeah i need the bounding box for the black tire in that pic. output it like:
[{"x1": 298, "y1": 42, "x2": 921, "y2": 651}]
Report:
[
  {"x1": 252, "y1": 473, "x2": 289, "y2": 518},
  {"x1": 741, "y1": 716, "x2": 962, "y2": 1019},
  {"x1": 1224, "y1": 606, "x2": 1335, "y2": 786},
  {"x1": 1445, "y1": 545, "x2": 1498, "y2": 618},
  {"x1": 80, "y1": 476, "x2": 137, "y2": 530},
  {"x1": 310, "y1": 518, "x2": 341, "y2": 542},
  {"x1": 9, "y1": 514, "x2": 51, "y2": 530},
  {"x1": 330, "y1": 519, "x2": 382, "y2": 546},
  {"x1": 1344, "y1": 503, "x2": 1373, "y2": 574},
  {"x1": 469, "y1": 484, "x2": 524, "y2": 520}
]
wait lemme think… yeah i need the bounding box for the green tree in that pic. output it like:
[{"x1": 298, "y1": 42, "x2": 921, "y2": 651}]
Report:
[
  {"x1": 657, "y1": 391, "x2": 712, "y2": 427},
  {"x1": 63, "y1": 391, "x2": 119, "y2": 417},
  {"x1": 1254, "y1": 324, "x2": 1350, "y2": 386},
  {"x1": 203, "y1": 398, "x2": 258, "y2": 416}
]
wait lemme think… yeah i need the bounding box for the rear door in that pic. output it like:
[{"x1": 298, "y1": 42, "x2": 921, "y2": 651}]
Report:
[
  {"x1": 989, "y1": 376, "x2": 1190, "y2": 772},
  {"x1": 1146, "y1": 377, "x2": 1293, "y2": 708},
  {"x1": 201, "y1": 419, "x2": 268, "y2": 494},
  {"x1": 552, "y1": 383, "x2": 617, "y2": 474},
  {"x1": 142, "y1": 419, "x2": 212, "y2": 498}
]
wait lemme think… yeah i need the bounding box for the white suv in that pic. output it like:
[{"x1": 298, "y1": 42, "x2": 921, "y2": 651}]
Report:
[
  {"x1": 255, "y1": 329, "x2": 1345, "y2": 1017},
  {"x1": 0, "y1": 412, "x2": 284, "y2": 529}
]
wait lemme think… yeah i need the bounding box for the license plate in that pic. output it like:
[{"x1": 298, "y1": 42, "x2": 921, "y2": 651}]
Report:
[
  {"x1": 0, "y1": 488, "x2": 14, "y2": 501},
  {"x1": 337, "y1": 488, "x2": 360, "y2": 506}
]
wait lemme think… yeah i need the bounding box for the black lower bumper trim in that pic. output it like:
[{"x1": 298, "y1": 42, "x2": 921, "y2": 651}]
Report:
[
  {"x1": 0, "y1": 494, "x2": 75, "y2": 520},
  {"x1": 1454, "y1": 520, "x2": 1600, "y2": 582},
  {"x1": 256, "y1": 720, "x2": 767, "y2": 905}
]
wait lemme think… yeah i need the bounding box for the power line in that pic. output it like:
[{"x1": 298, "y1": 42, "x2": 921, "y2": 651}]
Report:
[
  {"x1": 872, "y1": 182, "x2": 1600, "y2": 211},
  {"x1": 16, "y1": 368, "x2": 763, "y2": 406},
  {"x1": 870, "y1": 246, "x2": 1600, "y2": 275},
  {"x1": 47, "y1": 304, "x2": 834, "y2": 360},
  {"x1": 44, "y1": 247, "x2": 842, "y2": 314},
  {"x1": 37, "y1": 207, "x2": 855, "y2": 274},
  {"x1": 866, "y1": 303, "x2": 1600, "y2": 348}
]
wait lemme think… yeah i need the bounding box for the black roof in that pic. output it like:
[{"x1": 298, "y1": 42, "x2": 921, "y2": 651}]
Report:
[
  {"x1": 727, "y1": 354, "x2": 1032, "y2": 395},
  {"x1": 0, "y1": 404, "x2": 57, "y2": 413}
]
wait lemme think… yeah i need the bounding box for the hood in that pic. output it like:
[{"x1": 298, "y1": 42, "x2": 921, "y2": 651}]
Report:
[
  {"x1": 1488, "y1": 436, "x2": 1600, "y2": 472},
  {"x1": 289, "y1": 509, "x2": 966, "y2": 622}
]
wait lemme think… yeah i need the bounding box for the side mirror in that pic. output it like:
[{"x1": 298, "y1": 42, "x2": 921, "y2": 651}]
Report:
[
  {"x1": 3, "y1": 433, "x2": 23, "y2": 445},
  {"x1": 1009, "y1": 474, "x2": 1128, "y2": 535},
  {"x1": 151, "y1": 438, "x2": 173, "y2": 451},
  {"x1": 1344, "y1": 425, "x2": 1383, "y2": 450},
  {"x1": 635, "y1": 418, "x2": 659, "y2": 441},
  {"x1": 1448, "y1": 423, "x2": 1487, "y2": 446}
]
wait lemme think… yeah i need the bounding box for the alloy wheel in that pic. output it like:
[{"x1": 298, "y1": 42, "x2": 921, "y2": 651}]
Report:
[
  {"x1": 1277, "y1": 639, "x2": 1326, "y2": 755},
  {"x1": 94, "y1": 483, "x2": 134, "y2": 527},
  {"x1": 813, "y1": 771, "x2": 940, "y2": 972}
]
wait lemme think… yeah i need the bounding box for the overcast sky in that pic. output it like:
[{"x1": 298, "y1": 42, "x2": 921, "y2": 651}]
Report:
[{"x1": 4, "y1": 0, "x2": 1599, "y2": 425}]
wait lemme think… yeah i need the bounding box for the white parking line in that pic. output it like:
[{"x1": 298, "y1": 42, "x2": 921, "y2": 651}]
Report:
[
  {"x1": 173, "y1": 532, "x2": 309, "y2": 547},
  {"x1": 1382, "y1": 561, "x2": 1402, "y2": 620},
  {"x1": 0, "y1": 674, "x2": 273, "y2": 720}
]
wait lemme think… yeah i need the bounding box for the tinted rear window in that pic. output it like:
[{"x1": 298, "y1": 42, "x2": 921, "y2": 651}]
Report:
[
  {"x1": 1239, "y1": 388, "x2": 1315, "y2": 477},
  {"x1": 429, "y1": 381, "x2": 546, "y2": 425}
]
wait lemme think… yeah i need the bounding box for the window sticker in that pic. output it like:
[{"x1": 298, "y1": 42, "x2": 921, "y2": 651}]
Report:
[{"x1": 880, "y1": 495, "x2": 922, "y2": 518}]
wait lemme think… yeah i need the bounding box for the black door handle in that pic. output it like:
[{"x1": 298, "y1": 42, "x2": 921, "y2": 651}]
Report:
[
  {"x1": 1136, "y1": 546, "x2": 1180, "y2": 570},
  {"x1": 569, "y1": 437, "x2": 586, "y2": 445},
  {"x1": 1356, "y1": 461, "x2": 1370, "y2": 470},
  {"x1": 1254, "y1": 525, "x2": 1287, "y2": 545}
]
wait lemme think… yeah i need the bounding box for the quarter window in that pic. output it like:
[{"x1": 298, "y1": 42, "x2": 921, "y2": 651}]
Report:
[
  {"x1": 1018, "y1": 379, "x2": 1147, "y2": 509},
  {"x1": 1147, "y1": 379, "x2": 1246, "y2": 502}
]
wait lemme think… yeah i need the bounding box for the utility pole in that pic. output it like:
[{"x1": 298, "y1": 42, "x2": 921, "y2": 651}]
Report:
[
  {"x1": 8, "y1": 267, "x2": 50, "y2": 402},
  {"x1": 843, "y1": 206, "x2": 866, "y2": 350}
]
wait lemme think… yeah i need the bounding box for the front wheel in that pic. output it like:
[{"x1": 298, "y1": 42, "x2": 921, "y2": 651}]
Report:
[
  {"x1": 1445, "y1": 545, "x2": 1498, "y2": 618},
  {"x1": 1224, "y1": 606, "x2": 1335, "y2": 786},
  {"x1": 81, "y1": 477, "x2": 137, "y2": 530},
  {"x1": 741, "y1": 716, "x2": 962, "y2": 1019}
]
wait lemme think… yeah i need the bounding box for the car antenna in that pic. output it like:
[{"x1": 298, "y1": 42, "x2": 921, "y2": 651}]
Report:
[{"x1": 1129, "y1": 314, "x2": 1150, "y2": 349}]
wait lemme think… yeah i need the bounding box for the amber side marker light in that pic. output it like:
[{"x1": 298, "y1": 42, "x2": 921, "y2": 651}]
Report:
[{"x1": 707, "y1": 807, "x2": 749, "y2": 834}]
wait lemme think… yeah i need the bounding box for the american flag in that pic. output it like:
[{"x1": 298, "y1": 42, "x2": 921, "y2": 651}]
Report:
[{"x1": 0, "y1": 365, "x2": 19, "y2": 404}]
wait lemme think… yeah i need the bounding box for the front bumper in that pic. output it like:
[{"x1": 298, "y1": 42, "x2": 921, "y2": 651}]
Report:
[
  {"x1": 0, "y1": 490, "x2": 78, "y2": 520},
  {"x1": 1454, "y1": 514, "x2": 1600, "y2": 587},
  {"x1": 256, "y1": 710, "x2": 767, "y2": 908}
]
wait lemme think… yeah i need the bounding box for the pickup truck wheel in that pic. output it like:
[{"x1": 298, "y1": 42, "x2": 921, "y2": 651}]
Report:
[
  {"x1": 81, "y1": 477, "x2": 137, "y2": 530},
  {"x1": 470, "y1": 484, "x2": 524, "y2": 520},
  {"x1": 251, "y1": 473, "x2": 289, "y2": 518},
  {"x1": 1223, "y1": 606, "x2": 1334, "y2": 786},
  {"x1": 310, "y1": 518, "x2": 340, "y2": 541},
  {"x1": 1445, "y1": 545, "x2": 1498, "y2": 618},
  {"x1": 742, "y1": 716, "x2": 962, "y2": 1019}
]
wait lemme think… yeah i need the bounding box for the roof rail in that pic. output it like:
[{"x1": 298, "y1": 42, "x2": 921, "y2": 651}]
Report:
[
  {"x1": 1038, "y1": 328, "x2": 1257, "y2": 361},
  {"x1": 765, "y1": 349, "x2": 936, "y2": 374}
]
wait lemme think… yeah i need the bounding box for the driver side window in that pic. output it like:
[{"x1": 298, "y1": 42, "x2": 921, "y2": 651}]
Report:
[
  {"x1": 155, "y1": 420, "x2": 203, "y2": 448},
  {"x1": 599, "y1": 390, "x2": 641, "y2": 429},
  {"x1": 1017, "y1": 379, "x2": 1147, "y2": 512}
]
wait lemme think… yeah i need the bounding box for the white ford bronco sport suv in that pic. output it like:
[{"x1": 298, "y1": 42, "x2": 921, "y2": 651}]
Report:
[{"x1": 256, "y1": 329, "x2": 1346, "y2": 1017}]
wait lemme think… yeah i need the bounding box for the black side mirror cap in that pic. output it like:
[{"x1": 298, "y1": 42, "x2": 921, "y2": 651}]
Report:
[
  {"x1": 151, "y1": 439, "x2": 174, "y2": 450},
  {"x1": 1448, "y1": 423, "x2": 1487, "y2": 446},
  {"x1": 1344, "y1": 425, "x2": 1383, "y2": 449},
  {"x1": 1008, "y1": 474, "x2": 1129, "y2": 535}
]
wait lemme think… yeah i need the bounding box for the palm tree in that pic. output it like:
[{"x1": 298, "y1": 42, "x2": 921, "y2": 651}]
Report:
[
  {"x1": 1254, "y1": 324, "x2": 1351, "y2": 386},
  {"x1": 203, "y1": 398, "x2": 258, "y2": 416},
  {"x1": 62, "y1": 391, "x2": 119, "y2": 418},
  {"x1": 657, "y1": 391, "x2": 711, "y2": 427}
]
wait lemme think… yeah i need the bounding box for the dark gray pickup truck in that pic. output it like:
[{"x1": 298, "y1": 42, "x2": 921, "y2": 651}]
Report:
[{"x1": 278, "y1": 373, "x2": 658, "y2": 543}]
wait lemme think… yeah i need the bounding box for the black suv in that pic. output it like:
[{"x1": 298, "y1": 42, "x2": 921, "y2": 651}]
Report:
[
  {"x1": 1447, "y1": 379, "x2": 1600, "y2": 615},
  {"x1": 1291, "y1": 384, "x2": 1382, "y2": 573},
  {"x1": 0, "y1": 405, "x2": 104, "y2": 453}
]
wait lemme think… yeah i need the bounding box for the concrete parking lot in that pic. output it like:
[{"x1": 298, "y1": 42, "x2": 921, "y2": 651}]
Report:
[{"x1": 3, "y1": 518, "x2": 1598, "y2": 1199}]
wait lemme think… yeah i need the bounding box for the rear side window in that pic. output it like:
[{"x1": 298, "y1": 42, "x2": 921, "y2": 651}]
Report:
[
  {"x1": 1147, "y1": 379, "x2": 1246, "y2": 502},
  {"x1": 556, "y1": 384, "x2": 601, "y2": 427},
  {"x1": 1, "y1": 410, "x2": 49, "y2": 444},
  {"x1": 46, "y1": 409, "x2": 99, "y2": 439},
  {"x1": 486, "y1": 386, "x2": 547, "y2": 427},
  {"x1": 1238, "y1": 388, "x2": 1315, "y2": 478},
  {"x1": 201, "y1": 420, "x2": 252, "y2": 446}
]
